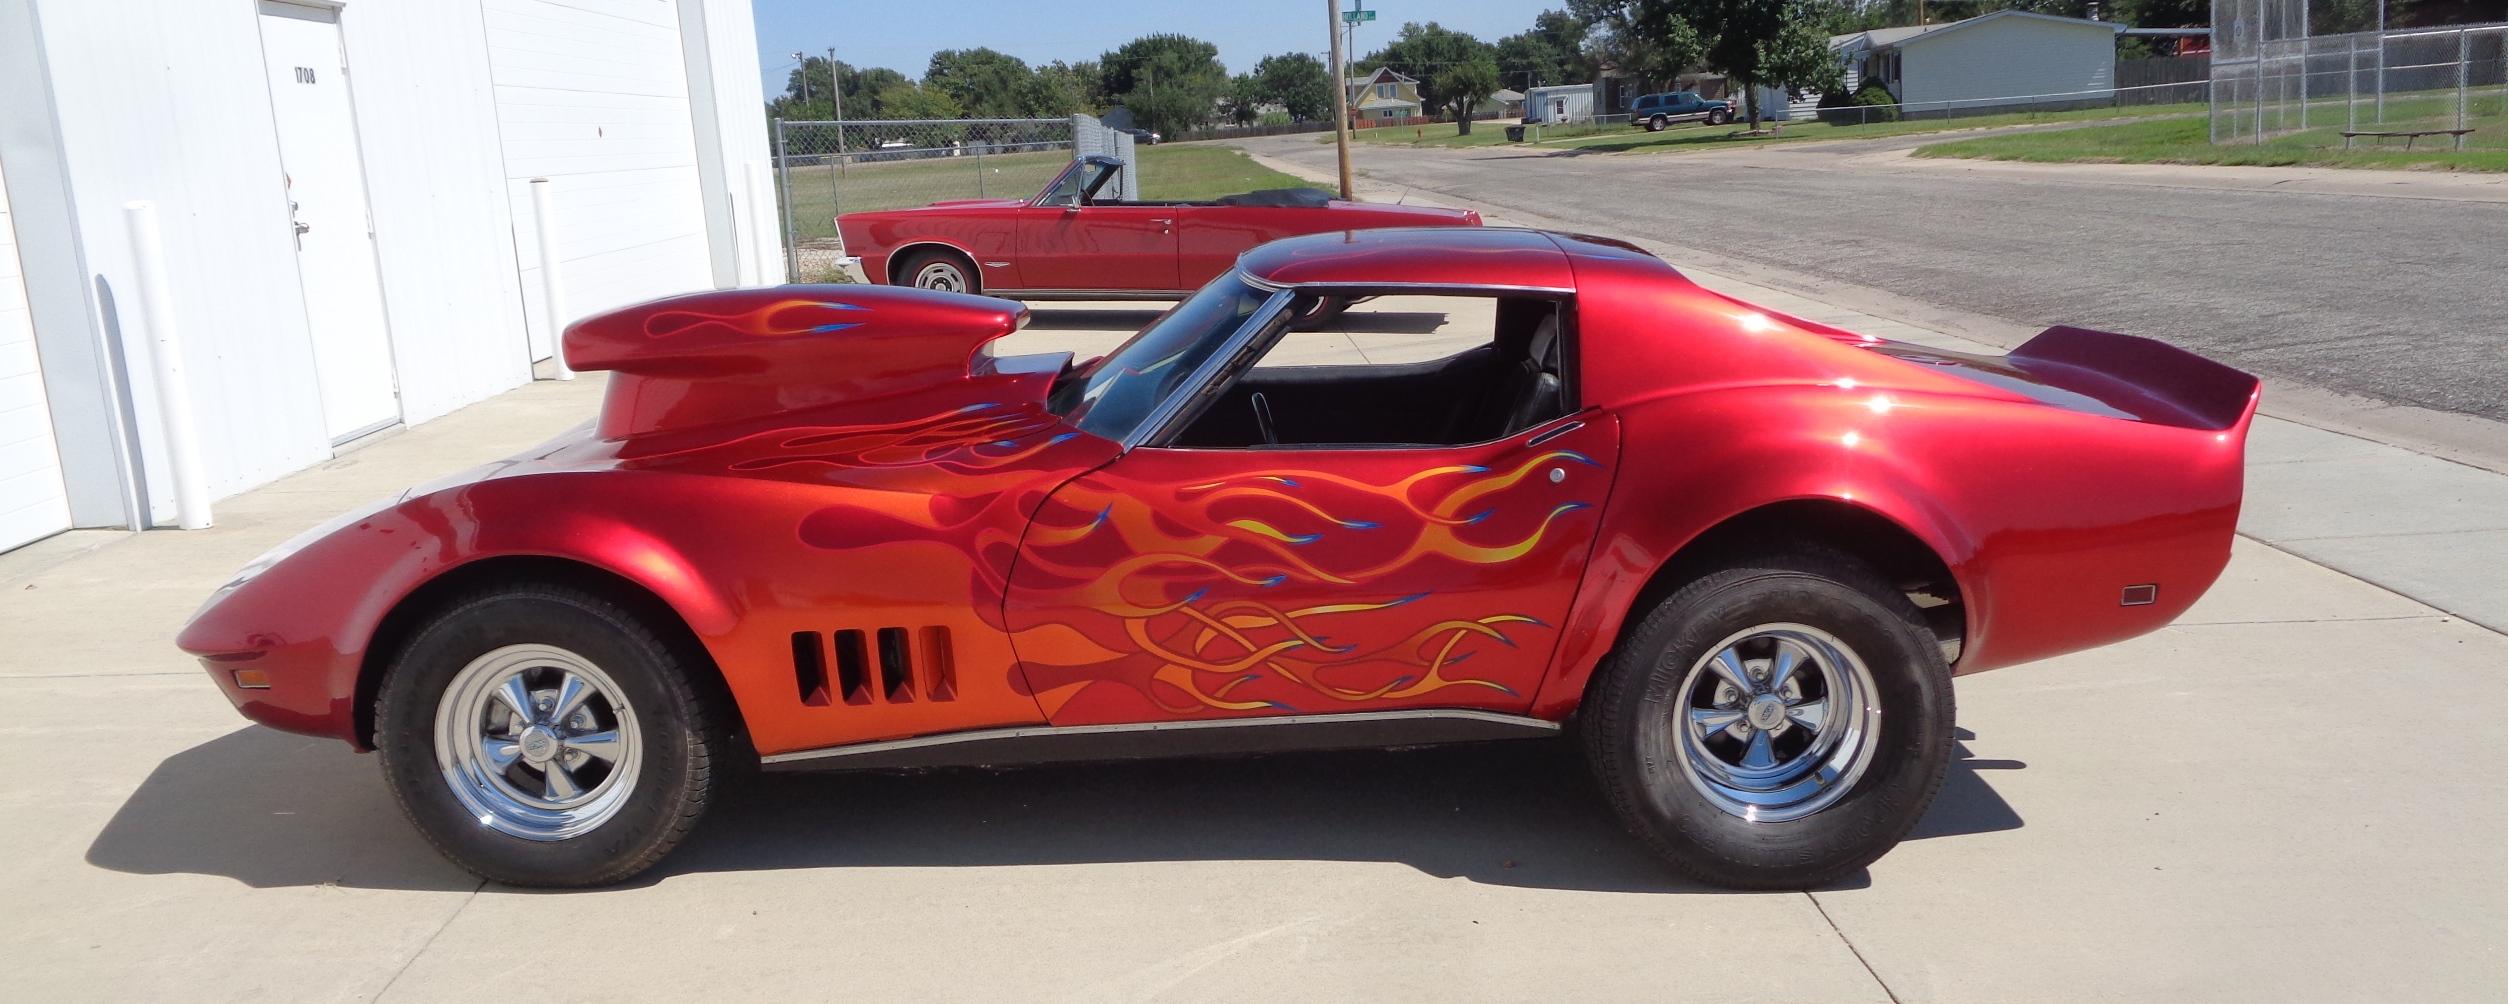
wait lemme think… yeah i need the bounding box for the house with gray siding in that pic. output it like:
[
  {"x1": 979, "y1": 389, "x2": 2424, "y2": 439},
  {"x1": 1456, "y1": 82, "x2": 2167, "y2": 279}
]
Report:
[{"x1": 1821, "y1": 11, "x2": 2126, "y2": 115}]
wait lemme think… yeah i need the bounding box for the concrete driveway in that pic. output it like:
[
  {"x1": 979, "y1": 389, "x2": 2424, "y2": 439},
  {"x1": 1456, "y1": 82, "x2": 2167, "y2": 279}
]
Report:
[{"x1": 5, "y1": 285, "x2": 2506, "y2": 1001}]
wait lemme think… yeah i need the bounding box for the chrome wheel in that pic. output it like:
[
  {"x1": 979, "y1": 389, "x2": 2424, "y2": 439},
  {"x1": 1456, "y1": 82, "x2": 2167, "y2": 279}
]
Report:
[
  {"x1": 912, "y1": 259, "x2": 968, "y2": 292},
  {"x1": 1671, "y1": 623, "x2": 1881, "y2": 823},
  {"x1": 434, "y1": 644, "x2": 643, "y2": 841}
]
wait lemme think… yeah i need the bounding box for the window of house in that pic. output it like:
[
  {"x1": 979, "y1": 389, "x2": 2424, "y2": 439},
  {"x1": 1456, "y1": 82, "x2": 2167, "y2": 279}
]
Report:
[{"x1": 1378, "y1": 83, "x2": 1395, "y2": 99}]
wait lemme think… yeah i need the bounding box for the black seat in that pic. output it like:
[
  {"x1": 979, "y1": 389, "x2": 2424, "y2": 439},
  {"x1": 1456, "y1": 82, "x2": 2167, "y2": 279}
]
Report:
[{"x1": 1497, "y1": 315, "x2": 1563, "y2": 436}]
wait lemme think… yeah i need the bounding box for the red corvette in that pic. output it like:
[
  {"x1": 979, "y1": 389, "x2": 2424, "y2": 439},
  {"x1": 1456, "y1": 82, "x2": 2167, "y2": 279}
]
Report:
[
  {"x1": 178, "y1": 228, "x2": 2258, "y2": 888},
  {"x1": 836, "y1": 153, "x2": 1479, "y2": 302}
]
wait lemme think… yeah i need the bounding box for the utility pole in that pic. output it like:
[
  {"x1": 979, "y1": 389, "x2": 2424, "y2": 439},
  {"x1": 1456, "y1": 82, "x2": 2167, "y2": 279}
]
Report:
[
  {"x1": 828, "y1": 47, "x2": 846, "y2": 160},
  {"x1": 792, "y1": 51, "x2": 809, "y2": 103},
  {"x1": 1330, "y1": 0, "x2": 1352, "y2": 198}
]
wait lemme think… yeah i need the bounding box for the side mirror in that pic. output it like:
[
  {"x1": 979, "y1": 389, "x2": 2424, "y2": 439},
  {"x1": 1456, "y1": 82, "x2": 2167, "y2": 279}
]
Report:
[{"x1": 1063, "y1": 201, "x2": 1083, "y2": 215}]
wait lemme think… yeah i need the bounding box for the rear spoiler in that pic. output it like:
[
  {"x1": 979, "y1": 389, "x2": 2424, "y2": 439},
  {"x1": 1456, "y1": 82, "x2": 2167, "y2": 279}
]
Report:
[
  {"x1": 565, "y1": 285, "x2": 1026, "y2": 438},
  {"x1": 2010, "y1": 326, "x2": 2260, "y2": 432}
]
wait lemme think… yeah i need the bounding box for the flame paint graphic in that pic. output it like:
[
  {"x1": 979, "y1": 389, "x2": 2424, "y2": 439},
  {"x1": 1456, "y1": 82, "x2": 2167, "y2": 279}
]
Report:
[
  {"x1": 695, "y1": 397, "x2": 1605, "y2": 722},
  {"x1": 726, "y1": 402, "x2": 1079, "y2": 475},
  {"x1": 1015, "y1": 448, "x2": 1604, "y2": 717},
  {"x1": 641, "y1": 298, "x2": 866, "y2": 340}
]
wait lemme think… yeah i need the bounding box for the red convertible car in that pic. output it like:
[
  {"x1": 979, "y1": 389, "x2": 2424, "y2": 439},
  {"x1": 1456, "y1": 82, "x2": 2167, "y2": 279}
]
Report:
[
  {"x1": 178, "y1": 228, "x2": 2258, "y2": 889},
  {"x1": 836, "y1": 154, "x2": 1479, "y2": 300}
]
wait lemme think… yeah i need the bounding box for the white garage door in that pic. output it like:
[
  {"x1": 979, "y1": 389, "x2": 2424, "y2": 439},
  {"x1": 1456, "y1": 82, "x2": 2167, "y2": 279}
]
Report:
[
  {"x1": 0, "y1": 156, "x2": 75, "y2": 552},
  {"x1": 483, "y1": 0, "x2": 713, "y2": 361}
]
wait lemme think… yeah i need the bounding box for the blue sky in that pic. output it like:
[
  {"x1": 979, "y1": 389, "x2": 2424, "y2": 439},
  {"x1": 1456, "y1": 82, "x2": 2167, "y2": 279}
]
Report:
[{"x1": 750, "y1": 0, "x2": 1557, "y2": 98}]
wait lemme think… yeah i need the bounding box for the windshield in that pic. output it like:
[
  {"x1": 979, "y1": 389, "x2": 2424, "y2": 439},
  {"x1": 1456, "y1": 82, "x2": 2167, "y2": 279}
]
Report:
[{"x1": 1049, "y1": 271, "x2": 1279, "y2": 443}]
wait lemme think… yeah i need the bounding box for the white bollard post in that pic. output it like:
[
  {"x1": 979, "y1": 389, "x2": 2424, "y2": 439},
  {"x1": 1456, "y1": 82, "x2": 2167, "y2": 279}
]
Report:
[
  {"x1": 738, "y1": 161, "x2": 762, "y2": 287},
  {"x1": 529, "y1": 178, "x2": 574, "y2": 380},
  {"x1": 122, "y1": 201, "x2": 212, "y2": 530}
]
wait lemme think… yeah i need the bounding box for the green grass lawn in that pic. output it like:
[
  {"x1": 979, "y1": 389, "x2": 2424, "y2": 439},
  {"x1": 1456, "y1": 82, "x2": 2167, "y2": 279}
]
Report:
[
  {"x1": 1915, "y1": 93, "x2": 2508, "y2": 171},
  {"x1": 780, "y1": 145, "x2": 1311, "y2": 243},
  {"x1": 1341, "y1": 100, "x2": 2212, "y2": 154}
]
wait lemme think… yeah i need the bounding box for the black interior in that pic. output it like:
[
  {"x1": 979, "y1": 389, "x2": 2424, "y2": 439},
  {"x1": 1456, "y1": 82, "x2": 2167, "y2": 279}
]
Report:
[{"x1": 1171, "y1": 298, "x2": 1569, "y2": 449}]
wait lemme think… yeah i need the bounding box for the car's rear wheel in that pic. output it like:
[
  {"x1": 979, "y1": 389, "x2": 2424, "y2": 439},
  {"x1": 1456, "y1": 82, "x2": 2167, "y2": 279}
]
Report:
[
  {"x1": 375, "y1": 585, "x2": 734, "y2": 887},
  {"x1": 1708, "y1": 108, "x2": 1733, "y2": 126},
  {"x1": 900, "y1": 248, "x2": 977, "y2": 294},
  {"x1": 1646, "y1": 114, "x2": 1669, "y2": 132},
  {"x1": 1581, "y1": 546, "x2": 1954, "y2": 889}
]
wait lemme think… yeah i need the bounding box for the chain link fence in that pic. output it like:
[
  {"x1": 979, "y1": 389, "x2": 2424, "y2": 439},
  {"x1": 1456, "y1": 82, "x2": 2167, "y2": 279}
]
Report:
[{"x1": 2211, "y1": 1, "x2": 2508, "y2": 147}]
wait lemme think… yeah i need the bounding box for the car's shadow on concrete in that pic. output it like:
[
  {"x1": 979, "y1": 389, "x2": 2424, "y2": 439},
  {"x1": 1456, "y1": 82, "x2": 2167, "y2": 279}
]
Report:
[{"x1": 86, "y1": 726, "x2": 2022, "y2": 894}]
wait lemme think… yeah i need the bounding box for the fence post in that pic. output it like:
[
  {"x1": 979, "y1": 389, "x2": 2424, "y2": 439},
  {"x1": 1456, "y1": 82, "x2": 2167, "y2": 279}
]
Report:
[
  {"x1": 2346, "y1": 35, "x2": 2357, "y2": 135},
  {"x1": 975, "y1": 142, "x2": 985, "y2": 197},
  {"x1": 2254, "y1": 50, "x2": 2266, "y2": 144},
  {"x1": 2458, "y1": 30, "x2": 2471, "y2": 146},
  {"x1": 2209, "y1": 54, "x2": 2220, "y2": 143},
  {"x1": 774, "y1": 118, "x2": 798, "y2": 278}
]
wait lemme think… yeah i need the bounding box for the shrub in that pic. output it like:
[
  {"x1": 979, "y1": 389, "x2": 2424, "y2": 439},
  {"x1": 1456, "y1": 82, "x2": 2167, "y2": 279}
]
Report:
[{"x1": 1820, "y1": 83, "x2": 1900, "y2": 125}]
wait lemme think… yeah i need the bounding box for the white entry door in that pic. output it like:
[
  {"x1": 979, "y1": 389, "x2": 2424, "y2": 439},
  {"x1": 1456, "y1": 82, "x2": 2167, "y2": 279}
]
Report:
[
  {"x1": 258, "y1": 2, "x2": 399, "y2": 442},
  {"x1": 0, "y1": 154, "x2": 74, "y2": 551}
]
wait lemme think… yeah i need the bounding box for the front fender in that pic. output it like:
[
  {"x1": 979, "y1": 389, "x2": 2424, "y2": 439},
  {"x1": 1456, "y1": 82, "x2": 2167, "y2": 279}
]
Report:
[{"x1": 176, "y1": 473, "x2": 738, "y2": 747}]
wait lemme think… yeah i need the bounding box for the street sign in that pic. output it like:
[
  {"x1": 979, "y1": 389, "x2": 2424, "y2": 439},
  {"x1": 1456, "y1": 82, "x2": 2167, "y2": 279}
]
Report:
[{"x1": 1341, "y1": 9, "x2": 1375, "y2": 22}]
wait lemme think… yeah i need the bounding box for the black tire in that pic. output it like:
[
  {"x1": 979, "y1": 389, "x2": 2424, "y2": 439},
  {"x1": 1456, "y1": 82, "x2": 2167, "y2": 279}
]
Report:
[
  {"x1": 1646, "y1": 114, "x2": 1669, "y2": 132},
  {"x1": 375, "y1": 585, "x2": 735, "y2": 887},
  {"x1": 1708, "y1": 108, "x2": 1732, "y2": 126},
  {"x1": 1581, "y1": 546, "x2": 1954, "y2": 889},
  {"x1": 897, "y1": 248, "x2": 978, "y2": 294},
  {"x1": 1289, "y1": 295, "x2": 1350, "y2": 331}
]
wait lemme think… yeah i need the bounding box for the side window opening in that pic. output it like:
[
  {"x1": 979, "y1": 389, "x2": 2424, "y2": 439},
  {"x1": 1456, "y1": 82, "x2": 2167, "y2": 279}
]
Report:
[{"x1": 1166, "y1": 294, "x2": 1571, "y2": 451}]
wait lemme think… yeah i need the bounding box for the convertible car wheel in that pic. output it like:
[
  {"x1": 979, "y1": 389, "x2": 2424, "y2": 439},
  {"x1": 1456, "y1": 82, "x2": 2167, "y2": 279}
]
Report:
[
  {"x1": 1288, "y1": 295, "x2": 1351, "y2": 331},
  {"x1": 1582, "y1": 546, "x2": 1954, "y2": 889},
  {"x1": 902, "y1": 250, "x2": 976, "y2": 294},
  {"x1": 375, "y1": 585, "x2": 733, "y2": 887}
]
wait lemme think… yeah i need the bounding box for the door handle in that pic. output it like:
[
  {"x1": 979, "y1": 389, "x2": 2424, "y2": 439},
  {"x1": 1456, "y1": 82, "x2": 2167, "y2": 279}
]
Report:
[
  {"x1": 1151, "y1": 217, "x2": 1173, "y2": 234},
  {"x1": 293, "y1": 222, "x2": 312, "y2": 235}
]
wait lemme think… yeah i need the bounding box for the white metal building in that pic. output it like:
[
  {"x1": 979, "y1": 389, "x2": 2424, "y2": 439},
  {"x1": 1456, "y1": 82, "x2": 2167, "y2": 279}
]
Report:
[
  {"x1": 1830, "y1": 11, "x2": 2126, "y2": 112},
  {"x1": 0, "y1": 0, "x2": 782, "y2": 553},
  {"x1": 1524, "y1": 84, "x2": 1598, "y2": 124}
]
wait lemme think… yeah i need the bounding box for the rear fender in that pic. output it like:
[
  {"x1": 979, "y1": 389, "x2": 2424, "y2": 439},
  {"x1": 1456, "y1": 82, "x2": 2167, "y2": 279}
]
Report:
[{"x1": 1531, "y1": 390, "x2": 1979, "y2": 719}]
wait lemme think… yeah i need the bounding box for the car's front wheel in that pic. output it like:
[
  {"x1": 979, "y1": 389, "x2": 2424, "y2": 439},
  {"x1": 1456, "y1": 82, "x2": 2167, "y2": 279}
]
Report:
[
  {"x1": 1582, "y1": 546, "x2": 1954, "y2": 889},
  {"x1": 1708, "y1": 108, "x2": 1733, "y2": 126},
  {"x1": 375, "y1": 584, "x2": 735, "y2": 887}
]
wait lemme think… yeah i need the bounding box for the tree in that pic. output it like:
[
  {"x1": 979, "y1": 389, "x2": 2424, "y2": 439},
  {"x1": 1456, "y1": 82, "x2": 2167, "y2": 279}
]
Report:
[
  {"x1": 1568, "y1": 0, "x2": 1705, "y2": 93},
  {"x1": 1035, "y1": 60, "x2": 1106, "y2": 116},
  {"x1": 769, "y1": 58, "x2": 909, "y2": 120},
  {"x1": 925, "y1": 48, "x2": 1047, "y2": 118},
  {"x1": 1496, "y1": 9, "x2": 1598, "y2": 90},
  {"x1": 1252, "y1": 52, "x2": 1335, "y2": 122},
  {"x1": 1629, "y1": 0, "x2": 1841, "y2": 129},
  {"x1": 1099, "y1": 34, "x2": 1230, "y2": 138},
  {"x1": 1366, "y1": 22, "x2": 1505, "y2": 135},
  {"x1": 1223, "y1": 73, "x2": 1266, "y2": 126},
  {"x1": 871, "y1": 81, "x2": 964, "y2": 121}
]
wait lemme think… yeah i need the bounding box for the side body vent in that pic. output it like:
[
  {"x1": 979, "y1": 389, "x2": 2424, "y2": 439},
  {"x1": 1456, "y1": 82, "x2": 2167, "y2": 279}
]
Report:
[{"x1": 791, "y1": 627, "x2": 956, "y2": 707}]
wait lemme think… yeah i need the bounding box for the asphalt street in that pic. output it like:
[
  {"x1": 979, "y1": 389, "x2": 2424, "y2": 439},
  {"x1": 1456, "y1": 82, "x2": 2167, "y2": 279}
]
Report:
[{"x1": 1237, "y1": 130, "x2": 2508, "y2": 424}]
